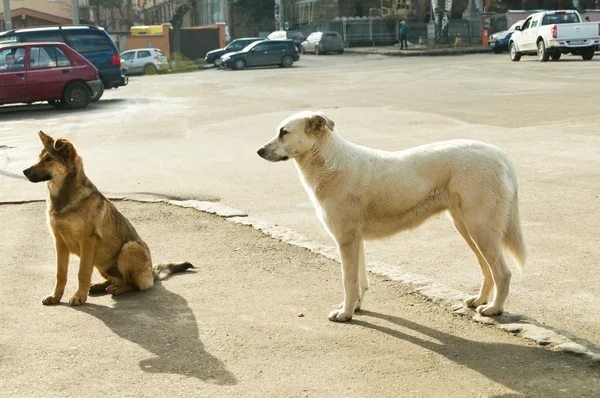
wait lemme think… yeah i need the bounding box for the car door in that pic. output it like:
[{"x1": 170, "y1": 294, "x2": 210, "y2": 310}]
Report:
[
  {"x1": 27, "y1": 46, "x2": 72, "y2": 101},
  {"x1": 136, "y1": 50, "x2": 152, "y2": 72},
  {"x1": 121, "y1": 51, "x2": 136, "y2": 73},
  {"x1": 247, "y1": 42, "x2": 271, "y2": 66},
  {"x1": 519, "y1": 17, "x2": 535, "y2": 51},
  {"x1": 0, "y1": 46, "x2": 27, "y2": 104}
]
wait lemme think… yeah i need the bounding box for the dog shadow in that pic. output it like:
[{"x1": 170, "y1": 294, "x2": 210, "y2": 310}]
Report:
[
  {"x1": 352, "y1": 311, "x2": 597, "y2": 397},
  {"x1": 75, "y1": 281, "x2": 237, "y2": 385}
]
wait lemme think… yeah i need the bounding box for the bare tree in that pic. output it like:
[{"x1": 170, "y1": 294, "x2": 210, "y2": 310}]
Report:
[{"x1": 170, "y1": 2, "x2": 192, "y2": 66}]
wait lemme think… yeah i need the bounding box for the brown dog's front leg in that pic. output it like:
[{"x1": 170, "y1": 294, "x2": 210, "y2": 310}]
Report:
[
  {"x1": 42, "y1": 236, "x2": 70, "y2": 305},
  {"x1": 69, "y1": 236, "x2": 97, "y2": 306}
]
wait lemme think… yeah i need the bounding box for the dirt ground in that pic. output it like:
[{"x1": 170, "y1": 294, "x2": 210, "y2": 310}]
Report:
[{"x1": 0, "y1": 201, "x2": 597, "y2": 397}]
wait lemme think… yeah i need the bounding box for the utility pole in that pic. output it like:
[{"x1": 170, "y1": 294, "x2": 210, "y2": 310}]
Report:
[
  {"x1": 380, "y1": 0, "x2": 383, "y2": 17},
  {"x1": 2, "y1": 0, "x2": 12, "y2": 31},
  {"x1": 274, "y1": 0, "x2": 281, "y2": 30},
  {"x1": 71, "y1": 0, "x2": 80, "y2": 25}
]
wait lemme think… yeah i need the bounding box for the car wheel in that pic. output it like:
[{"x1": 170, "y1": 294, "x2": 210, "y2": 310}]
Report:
[
  {"x1": 582, "y1": 46, "x2": 594, "y2": 60},
  {"x1": 63, "y1": 82, "x2": 91, "y2": 110},
  {"x1": 233, "y1": 59, "x2": 246, "y2": 70},
  {"x1": 509, "y1": 42, "x2": 521, "y2": 62},
  {"x1": 281, "y1": 55, "x2": 294, "y2": 68},
  {"x1": 214, "y1": 58, "x2": 222, "y2": 66},
  {"x1": 537, "y1": 40, "x2": 549, "y2": 62},
  {"x1": 48, "y1": 100, "x2": 64, "y2": 108},
  {"x1": 90, "y1": 84, "x2": 104, "y2": 102},
  {"x1": 315, "y1": 46, "x2": 321, "y2": 55},
  {"x1": 550, "y1": 52, "x2": 561, "y2": 61},
  {"x1": 144, "y1": 64, "x2": 157, "y2": 75}
]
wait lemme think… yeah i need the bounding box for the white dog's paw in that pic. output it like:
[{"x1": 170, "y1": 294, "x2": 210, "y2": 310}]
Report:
[
  {"x1": 476, "y1": 304, "x2": 503, "y2": 316},
  {"x1": 328, "y1": 308, "x2": 353, "y2": 322},
  {"x1": 464, "y1": 295, "x2": 488, "y2": 308},
  {"x1": 338, "y1": 300, "x2": 361, "y2": 311}
]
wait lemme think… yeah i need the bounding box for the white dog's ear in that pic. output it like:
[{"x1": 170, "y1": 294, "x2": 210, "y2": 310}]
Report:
[{"x1": 306, "y1": 112, "x2": 335, "y2": 134}]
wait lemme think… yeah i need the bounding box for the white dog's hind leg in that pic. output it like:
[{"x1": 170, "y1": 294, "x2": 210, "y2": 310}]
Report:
[
  {"x1": 449, "y1": 215, "x2": 493, "y2": 308},
  {"x1": 330, "y1": 239, "x2": 361, "y2": 322},
  {"x1": 468, "y1": 228, "x2": 511, "y2": 316}
]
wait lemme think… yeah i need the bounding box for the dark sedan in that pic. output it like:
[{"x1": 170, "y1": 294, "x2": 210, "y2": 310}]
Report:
[
  {"x1": 205, "y1": 37, "x2": 262, "y2": 66},
  {"x1": 220, "y1": 40, "x2": 299, "y2": 70},
  {"x1": 488, "y1": 20, "x2": 525, "y2": 53}
]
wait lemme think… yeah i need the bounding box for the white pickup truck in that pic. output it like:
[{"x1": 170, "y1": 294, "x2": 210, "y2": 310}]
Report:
[{"x1": 508, "y1": 10, "x2": 600, "y2": 62}]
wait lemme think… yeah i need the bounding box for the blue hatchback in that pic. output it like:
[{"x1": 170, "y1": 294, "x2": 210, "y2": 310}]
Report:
[{"x1": 0, "y1": 25, "x2": 127, "y2": 101}]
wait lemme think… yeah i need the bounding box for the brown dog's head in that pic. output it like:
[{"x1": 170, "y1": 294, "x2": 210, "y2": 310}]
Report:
[
  {"x1": 23, "y1": 131, "x2": 78, "y2": 183},
  {"x1": 256, "y1": 111, "x2": 335, "y2": 162}
]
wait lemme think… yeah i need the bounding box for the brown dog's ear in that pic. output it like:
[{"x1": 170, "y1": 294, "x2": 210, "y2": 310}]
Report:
[
  {"x1": 38, "y1": 131, "x2": 55, "y2": 149},
  {"x1": 306, "y1": 112, "x2": 335, "y2": 134},
  {"x1": 53, "y1": 138, "x2": 76, "y2": 158}
]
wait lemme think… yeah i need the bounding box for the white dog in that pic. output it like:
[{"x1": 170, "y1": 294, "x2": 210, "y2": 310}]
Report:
[{"x1": 257, "y1": 111, "x2": 526, "y2": 322}]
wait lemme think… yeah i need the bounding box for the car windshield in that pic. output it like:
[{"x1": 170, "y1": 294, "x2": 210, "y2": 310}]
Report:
[
  {"x1": 509, "y1": 20, "x2": 525, "y2": 31},
  {"x1": 242, "y1": 41, "x2": 262, "y2": 52},
  {"x1": 288, "y1": 32, "x2": 304, "y2": 39},
  {"x1": 226, "y1": 40, "x2": 246, "y2": 51},
  {"x1": 542, "y1": 13, "x2": 580, "y2": 25}
]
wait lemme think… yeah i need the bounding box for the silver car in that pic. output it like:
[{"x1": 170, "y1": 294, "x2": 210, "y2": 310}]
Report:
[
  {"x1": 301, "y1": 31, "x2": 345, "y2": 55},
  {"x1": 120, "y1": 48, "x2": 169, "y2": 75}
]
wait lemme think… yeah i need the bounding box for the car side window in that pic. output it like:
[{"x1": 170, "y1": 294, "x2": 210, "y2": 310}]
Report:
[
  {"x1": 0, "y1": 47, "x2": 25, "y2": 72},
  {"x1": 137, "y1": 50, "x2": 152, "y2": 59},
  {"x1": 66, "y1": 31, "x2": 112, "y2": 54},
  {"x1": 23, "y1": 31, "x2": 64, "y2": 43},
  {"x1": 121, "y1": 52, "x2": 134, "y2": 61},
  {"x1": 522, "y1": 19, "x2": 531, "y2": 31},
  {"x1": 253, "y1": 43, "x2": 268, "y2": 51},
  {"x1": 30, "y1": 47, "x2": 56, "y2": 69}
]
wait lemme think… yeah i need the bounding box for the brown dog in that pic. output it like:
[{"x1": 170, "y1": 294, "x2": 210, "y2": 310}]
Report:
[{"x1": 23, "y1": 131, "x2": 193, "y2": 306}]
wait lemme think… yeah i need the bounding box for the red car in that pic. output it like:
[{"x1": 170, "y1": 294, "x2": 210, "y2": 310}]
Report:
[{"x1": 0, "y1": 42, "x2": 102, "y2": 109}]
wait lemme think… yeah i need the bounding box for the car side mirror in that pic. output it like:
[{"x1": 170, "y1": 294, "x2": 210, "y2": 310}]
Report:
[{"x1": 515, "y1": 26, "x2": 521, "y2": 31}]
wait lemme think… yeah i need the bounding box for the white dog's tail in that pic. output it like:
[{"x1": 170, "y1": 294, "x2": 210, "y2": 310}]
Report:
[{"x1": 503, "y1": 195, "x2": 527, "y2": 270}]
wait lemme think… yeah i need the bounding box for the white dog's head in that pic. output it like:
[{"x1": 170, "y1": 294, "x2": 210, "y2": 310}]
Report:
[{"x1": 257, "y1": 111, "x2": 335, "y2": 162}]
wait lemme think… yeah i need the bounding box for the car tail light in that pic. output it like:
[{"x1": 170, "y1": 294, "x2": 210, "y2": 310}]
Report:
[
  {"x1": 153, "y1": 56, "x2": 159, "y2": 61},
  {"x1": 551, "y1": 25, "x2": 557, "y2": 39},
  {"x1": 112, "y1": 53, "x2": 121, "y2": 66},
  {"x1": 598, "y1": 23, "x2": 600, "y2": 35},
  {"x1": 294, "y1": 46, "x2": 299, "y2": 54},
  {"x1": 555, "y1": 10, "x2": 565, "y2": 14}
]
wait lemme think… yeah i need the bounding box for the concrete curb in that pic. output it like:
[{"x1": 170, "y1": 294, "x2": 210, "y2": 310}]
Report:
[
  {"x1": 345, "y1": 47, "x2": 493, "y2": 57},
  {"x1": 4, "y1": 196, "x2": 599, "y2": 364}
]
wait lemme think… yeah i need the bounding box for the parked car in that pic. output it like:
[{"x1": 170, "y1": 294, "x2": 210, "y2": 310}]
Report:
[
  {"x1": 267, "y1": 30, "x2": 305, "y2": 51},
  {"x1": 0, "y1": 25, "x2": 127, "y2": 101},
  {"x1": 220, "y1": 39, "x2": 299, "y2": 70},
  {"x1": 509, "y1": 10, "x2": 600, "y2": 62},
  {"x1": 301, "y1": 31, "x2": 345, "y2": 55},
  {"x1": 120, "y1": 48, "x2": 169, "y2": 75},
  {"x1": 488, "y1": 20, "x2": 525, "y2": 54},
  {"x1": 0, "y1": 42, "x2": 102, "y2": 109},
  {"x1": 205, "y1": 37, "x2": 262, "y2": 66}
]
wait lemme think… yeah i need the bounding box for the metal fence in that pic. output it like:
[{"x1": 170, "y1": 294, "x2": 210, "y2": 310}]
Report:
[{"x1": 311, "y1": 18, "x2": 428, "y2": 47}]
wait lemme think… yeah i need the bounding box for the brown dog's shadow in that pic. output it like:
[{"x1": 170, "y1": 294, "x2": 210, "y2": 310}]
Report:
[
  {"x1": 75, "y1": 281, "x2": 237, "y2": 385},
  {"x1": 351, "y1": 311, "x2": 598, "y2": 397}
]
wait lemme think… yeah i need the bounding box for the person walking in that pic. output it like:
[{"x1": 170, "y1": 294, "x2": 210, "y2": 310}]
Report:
[{"x1": 399, "y1": 20, "x2": 409, "y2": 50}]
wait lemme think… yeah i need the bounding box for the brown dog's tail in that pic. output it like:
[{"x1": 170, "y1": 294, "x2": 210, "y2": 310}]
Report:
[{"x1": 152, "y1": 262, "x2": 194, "y2": 281}]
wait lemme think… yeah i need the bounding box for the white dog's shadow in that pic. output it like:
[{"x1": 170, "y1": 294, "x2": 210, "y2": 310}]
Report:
[{"x1": 352, "y1": 311, "x2": 597, "y2": 397}]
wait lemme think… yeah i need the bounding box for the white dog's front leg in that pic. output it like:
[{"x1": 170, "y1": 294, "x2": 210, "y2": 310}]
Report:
[{"x1": 329, "y1": 239, "x2": 360, "y2": 322}]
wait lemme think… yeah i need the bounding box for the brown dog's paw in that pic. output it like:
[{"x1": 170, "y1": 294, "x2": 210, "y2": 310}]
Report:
[
  {"x1": 89, "y1": 281, "x2": 111, "y2": 294},
  {"x1": 106, "y1": 284, "x2": 133, "y2": 296},
  {"x1": 68, "y1": 294, "x2": 87, "y2": 306},
  {"x1": 42, "y1": 294, "x2": 61, "y2": 305}
]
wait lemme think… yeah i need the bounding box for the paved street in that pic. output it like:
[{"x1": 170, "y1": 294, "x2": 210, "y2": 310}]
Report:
[
  {"x1": 1, "y1": 52, "x2": 600, "y2": 351},
  {"x1": 1, "y1": 202, "x2": 598, "y2": 397}
]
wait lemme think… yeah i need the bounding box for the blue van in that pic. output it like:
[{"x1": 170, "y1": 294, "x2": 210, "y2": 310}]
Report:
[{"x1": 0, "y1": 25, "x2": 127, "y2": 101}]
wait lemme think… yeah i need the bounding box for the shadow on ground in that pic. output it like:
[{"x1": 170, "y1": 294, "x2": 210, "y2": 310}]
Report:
[
  {"x1": 353, "y1": 311, "x2": 599, "y2": 398},
  {"x1": 75, "y1": 280, "x2": 237, "y2": 385}
]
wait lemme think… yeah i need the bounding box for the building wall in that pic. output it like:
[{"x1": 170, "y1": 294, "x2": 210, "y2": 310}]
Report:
[{"x1": 0, "y1": 0, "x2": 73, "y2": 20}]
